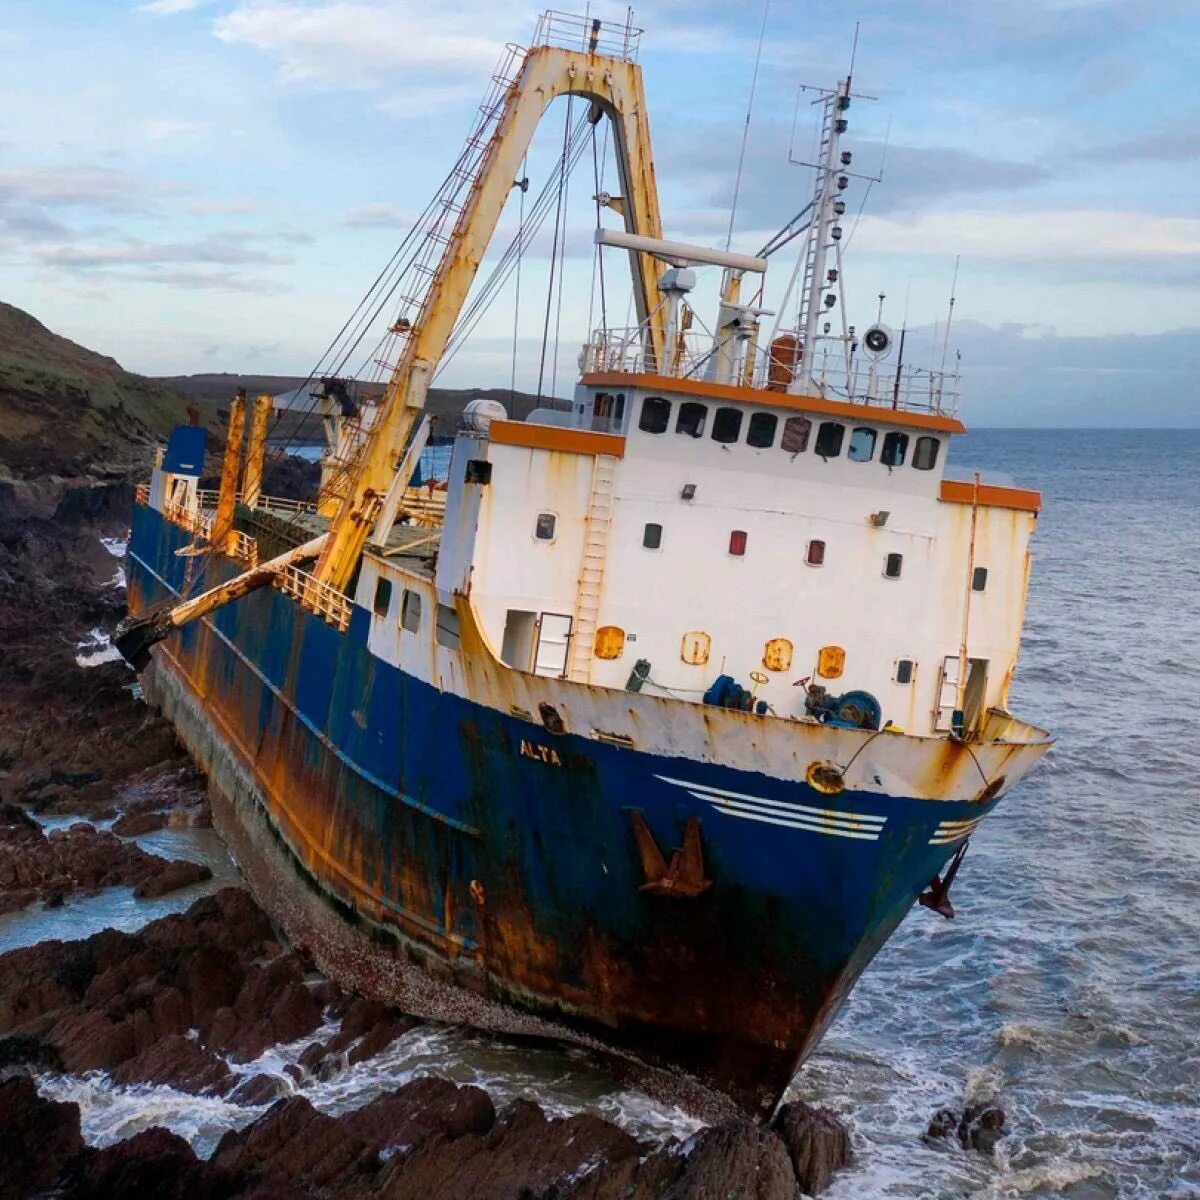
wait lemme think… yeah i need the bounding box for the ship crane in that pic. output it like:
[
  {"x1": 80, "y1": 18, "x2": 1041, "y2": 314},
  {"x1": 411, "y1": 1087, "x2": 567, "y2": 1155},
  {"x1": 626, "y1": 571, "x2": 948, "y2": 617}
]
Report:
[{"x1": 118, "y1": 18, "x2": 672, "y2": 663}]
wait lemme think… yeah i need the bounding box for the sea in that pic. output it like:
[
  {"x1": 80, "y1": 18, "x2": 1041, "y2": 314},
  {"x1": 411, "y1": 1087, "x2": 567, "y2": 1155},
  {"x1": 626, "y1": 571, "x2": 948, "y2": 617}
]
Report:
[{"x1": 4, "y1": 429, "x2": 1198, "y2": 1198}]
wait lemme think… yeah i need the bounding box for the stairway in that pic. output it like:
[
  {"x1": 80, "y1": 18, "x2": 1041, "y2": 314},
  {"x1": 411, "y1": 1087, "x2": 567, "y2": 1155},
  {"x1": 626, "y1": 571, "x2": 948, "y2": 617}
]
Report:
[{"x1": 566, "y1": 455, "x2": 617, "y2": 683}]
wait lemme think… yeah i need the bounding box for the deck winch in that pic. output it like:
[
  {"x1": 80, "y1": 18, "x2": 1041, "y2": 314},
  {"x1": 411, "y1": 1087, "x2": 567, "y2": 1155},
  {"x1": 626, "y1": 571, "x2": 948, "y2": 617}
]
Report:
[{"x1": 803, "y1": 686, "x2": 882, "y2": 731}]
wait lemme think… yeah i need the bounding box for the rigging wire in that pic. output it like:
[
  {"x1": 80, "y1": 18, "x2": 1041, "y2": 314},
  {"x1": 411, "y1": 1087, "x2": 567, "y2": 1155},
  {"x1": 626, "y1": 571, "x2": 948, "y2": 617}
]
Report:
[
  {"x1": 535, "y1": 96, "x2": 576, "y2": 403},
  {"x1": 511, "y1": 154, "x2": 528, "y2": 405},
  {"x1": 549, "y1": 95, "x2": 575, "y2": 401},
  {"x1": 725, "y1": 0, "x2": 771, "y2": 252}
]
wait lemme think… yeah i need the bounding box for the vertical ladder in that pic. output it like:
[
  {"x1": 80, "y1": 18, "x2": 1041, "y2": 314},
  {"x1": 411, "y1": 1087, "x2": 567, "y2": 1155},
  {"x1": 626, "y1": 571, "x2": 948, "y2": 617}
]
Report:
[
  {"x1": 566, "y1": 455, "x2": 617, "y2": 683},
  {"x1": 794, "y1": 92, "x2": 834, "y2": 352}
]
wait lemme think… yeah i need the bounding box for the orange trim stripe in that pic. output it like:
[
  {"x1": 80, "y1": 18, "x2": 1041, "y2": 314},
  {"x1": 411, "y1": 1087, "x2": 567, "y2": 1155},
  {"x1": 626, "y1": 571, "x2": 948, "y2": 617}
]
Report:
[
  {"x1": 581, "y1": 372, "x2": 967, "y2": 435},
  {"x1": 489, "y1": 420, "x2": 626, "y2": 459},
  {"x1": 939, "y1": 479, "x2": 1041, "y2": 513}
]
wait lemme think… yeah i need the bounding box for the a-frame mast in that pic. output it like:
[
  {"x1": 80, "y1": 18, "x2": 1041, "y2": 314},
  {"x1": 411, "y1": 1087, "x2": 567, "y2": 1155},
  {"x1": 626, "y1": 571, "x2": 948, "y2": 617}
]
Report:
[{"x1": 315, "y1": 23, "x2": 666, "y2": 591}]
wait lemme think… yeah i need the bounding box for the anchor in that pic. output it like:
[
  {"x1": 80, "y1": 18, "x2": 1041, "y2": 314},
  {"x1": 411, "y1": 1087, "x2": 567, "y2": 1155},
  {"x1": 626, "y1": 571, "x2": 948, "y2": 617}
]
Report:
[
  {"x1": 628, "y1": 811, "x2": 712, "y2": 898},
  {"x1": 919, "y1": 840, "x2": 969, "y2": 919}
]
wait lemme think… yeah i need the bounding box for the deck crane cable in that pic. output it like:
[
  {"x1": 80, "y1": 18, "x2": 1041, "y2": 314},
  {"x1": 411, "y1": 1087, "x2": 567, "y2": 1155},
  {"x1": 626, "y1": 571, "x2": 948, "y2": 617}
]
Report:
[
  {"x1": 550, "y1": 95, "x2": 575, "y2": 400},
  {"x1": 319, "y1": 108, "x2": 595, "y2": 506},
  {"x1": 437, "y1": 111, "x2": 592, "y2": 374},
  {"x1": 536, "y1": 94, "x2": 576, "y2": 404},
  {"x1": 511, "y1": 152, "x2": 528, "y2": 405},
  {"x1": 586, "y1": 118, "x2": 611, "y2": 342}
]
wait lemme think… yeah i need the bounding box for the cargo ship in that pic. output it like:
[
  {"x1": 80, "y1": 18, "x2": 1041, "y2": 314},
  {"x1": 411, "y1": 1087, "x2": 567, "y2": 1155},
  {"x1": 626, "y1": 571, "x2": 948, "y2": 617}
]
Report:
[{"x1": 121, "y1": 12, "x2": 1052, "y2": 1115}]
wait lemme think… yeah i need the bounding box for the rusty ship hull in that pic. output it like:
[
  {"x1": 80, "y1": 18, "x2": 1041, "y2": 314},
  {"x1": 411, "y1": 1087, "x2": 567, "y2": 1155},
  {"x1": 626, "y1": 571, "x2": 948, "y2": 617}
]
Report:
[{"x1": 126, "y1": 498, "x2": 1047, "y2": 1114}]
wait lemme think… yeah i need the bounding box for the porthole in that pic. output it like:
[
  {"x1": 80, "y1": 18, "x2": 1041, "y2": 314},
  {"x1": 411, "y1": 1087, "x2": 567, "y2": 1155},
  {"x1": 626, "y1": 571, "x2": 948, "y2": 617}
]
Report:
[
  {"x1": 848, "y1": 427, "x2": 877, "y2": 462},
  {"x1": 643, "y1": 522, "x2": 663, "y2": 549},
  {"x1": 373, "y1": 577, "x2": 392, "y2": 618},
  {"x1": 781, "y1": 415, "x2": 812, "y2": 453},
  {"x1": 534, "y1": 512, "x2": 557, "y2": 541},
  {"x1": 894, "y1": 658, "x2": 915, "y2": 685},
  {"x1": 729, "y1": 529, "x2": 748, "y2": 557},
  {"x1": 806, "y1": 539, "x2": 826, "y2": 566},
  {"x1": 675, "y1": 401, "x2": 707, "y2": 438},
  {"x1": 883, "y1": 552, "x2": 903, "y2": 579},
  {"x1": 881, "y1": 431, "x2": 909, "y2": 468},
  {"x1": 401, "y1": 589, "x2": 421, "y2": 633},
  {"x1": 972, "y1": 566, "x2": 988, "y2": 592}
]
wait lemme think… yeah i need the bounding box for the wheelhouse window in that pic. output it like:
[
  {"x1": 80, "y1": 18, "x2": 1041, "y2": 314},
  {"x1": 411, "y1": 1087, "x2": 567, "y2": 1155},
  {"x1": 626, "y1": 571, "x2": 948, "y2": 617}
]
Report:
[
  {"x1": 711, "y1": 406, "x2": 743, "y2": 444},
  {"x1": 883, "y1": 552, "x2": 903, "y2": 579},
  {"x1": 373, "y1": 577, "x2": 392, "y2": 618},
  {"x1": 401, "y1": 589, "x2": 421, "y2": 633},
  {"x1": 534, "y1": 512, "x2": 556, "y2": 541},
  {"x1": 675, "y1": 401, "x2": 707, "y2": 438},
  {"x1": 806, "y1": 539, "x2": 826, "y2": 566},
  {"x1": 780, "y1": 415, "x2": 812, "y2": 454},
  {"x1": 729, "y1": 529, "x2": 748, "y2": 557},
  {"x1": 593, "y1": 391, "x2": 625, "y2": 429},
  {"x1": 643, "y1": 522, "x2": 663, "y2": 549},
  {"x1": 913, "y1": 436, "x2": 940, "y2": 470},
  {"x1": 881, "y1": 431, "x2": 909, "y2": 467},
  {"x1": 747, "y1": 412, "x2": 778, "y2": 448},
  {"x1": 638, "y1": 395, "x2": 671, "y2": 434},
  {"x1": 848, "y1": 427, "x2": 877, "y2": 462},
  {"x1": 972, "y1": 567, "x2": 989, "y2": 592},
  {"x1": 815, "y1": 421, "x2": 845, "y2": 459}
]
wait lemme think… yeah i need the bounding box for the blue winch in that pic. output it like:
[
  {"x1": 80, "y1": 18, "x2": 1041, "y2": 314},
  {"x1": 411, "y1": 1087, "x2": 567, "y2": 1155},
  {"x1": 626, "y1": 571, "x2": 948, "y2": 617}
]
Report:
[{"x1": 804, "y1": 686, "x2": 882, "y2": 730}]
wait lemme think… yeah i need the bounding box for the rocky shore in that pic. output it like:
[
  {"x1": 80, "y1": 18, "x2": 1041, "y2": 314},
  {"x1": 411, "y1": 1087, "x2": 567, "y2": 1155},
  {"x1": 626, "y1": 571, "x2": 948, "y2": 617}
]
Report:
[{"x1": 0, "y1": 470, "x2": 860, "y2": 1198}]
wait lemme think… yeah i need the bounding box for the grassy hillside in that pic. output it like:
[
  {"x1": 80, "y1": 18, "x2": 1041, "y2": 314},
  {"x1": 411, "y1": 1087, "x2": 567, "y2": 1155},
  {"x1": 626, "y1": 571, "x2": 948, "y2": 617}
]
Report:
[{"x1": 0, "y1": 304, "x2": 220, "y2": 479}]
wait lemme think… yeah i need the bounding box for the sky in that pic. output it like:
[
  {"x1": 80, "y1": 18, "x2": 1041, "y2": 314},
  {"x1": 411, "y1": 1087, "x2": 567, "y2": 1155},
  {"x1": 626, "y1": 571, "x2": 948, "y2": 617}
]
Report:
[{"x1": 1, "y1": 0, "x2": 1198, "y2": 426}]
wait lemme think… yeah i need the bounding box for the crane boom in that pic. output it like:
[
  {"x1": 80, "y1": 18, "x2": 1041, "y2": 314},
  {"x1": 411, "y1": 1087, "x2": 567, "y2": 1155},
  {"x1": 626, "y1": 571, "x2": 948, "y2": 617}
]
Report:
[{"x1": 313, "y1": 41, "x2": 666, "y2": 591}]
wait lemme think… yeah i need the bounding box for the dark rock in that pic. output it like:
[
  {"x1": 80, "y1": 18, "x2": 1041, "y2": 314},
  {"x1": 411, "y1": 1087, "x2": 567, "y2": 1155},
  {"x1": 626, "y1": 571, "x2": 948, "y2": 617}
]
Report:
[
  {"x1": 0, "y1": 1031, "x2": 63, "y2": 1073},
  {"x1": 341, "y1": 1076, "x2": 495, "y2": 1155},
  {"x1": 211, "y1": 1095, "x2": 379, "y2": 1190},
  {"x1": 112, "y1": 809, "x2": 168, "y2": 837},
  {"x1": 771, "y1": 1099, "x2": 852, "y2": 1194},
  {"x1": 658, "y1": 1120, "x2": 796, "y2": 1200},
  {"x1": 959, "y1": 1103, "x2": 1006, "y2": 1155},
  {"x1": 228, "y1": 1072, "x2": 291, "y2": 1106},
  {"x1": 0, "y1": 1075, "x2": 83, "y2": 1200},
  {"x1": 926, "y1": 1102, "x2": 1007, "y2": 1156},
  {"x1": 378, "y1": 1097, "x2": 641, "y2": 1200},
  {"x1": 57, "y1": 1125, "x2": 233, "y2": 1200},
  {"x1": 109, "y1": 1032, "x2": 234, "y2": 1095},
  {"x1": 133, "y1": 857, "x2": 212, "y2": 899}
]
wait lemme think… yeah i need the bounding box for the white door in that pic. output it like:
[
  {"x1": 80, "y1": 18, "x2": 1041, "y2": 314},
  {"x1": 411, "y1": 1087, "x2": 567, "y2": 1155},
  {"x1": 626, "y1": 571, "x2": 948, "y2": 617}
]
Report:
[{"x1": 533, "y1": 613, "x2": 573, "y2": 678}]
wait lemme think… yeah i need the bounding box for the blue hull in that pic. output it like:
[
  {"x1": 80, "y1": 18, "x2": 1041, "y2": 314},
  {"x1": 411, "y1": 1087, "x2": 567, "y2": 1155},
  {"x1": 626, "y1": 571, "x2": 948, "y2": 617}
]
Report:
[{"x1": 127, "y1": 502, "x2": 983, "y2": 1112}]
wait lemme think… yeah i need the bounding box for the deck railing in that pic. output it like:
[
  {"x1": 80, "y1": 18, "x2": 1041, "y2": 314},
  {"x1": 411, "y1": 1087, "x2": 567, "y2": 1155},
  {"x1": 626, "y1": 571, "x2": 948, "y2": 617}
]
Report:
[
  {"x1": 227, "y1": 529, "x2": 259, "y2": 567},
  {"x1": 275, "y1": 565, "x2": 351, "y2": 632},
  {"x1": 195, "y1": 489, "x2": 316, "y2": 517}
]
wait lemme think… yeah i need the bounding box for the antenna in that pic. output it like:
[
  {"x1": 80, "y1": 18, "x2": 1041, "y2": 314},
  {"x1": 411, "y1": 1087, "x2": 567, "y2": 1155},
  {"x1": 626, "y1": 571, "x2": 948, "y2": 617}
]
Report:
[
  {"x1": 938, "y1": 255, "x2": 960, "y2": 379},
  {"x1": 725, "y1": 0, "x2": 771, "y2": 251}
]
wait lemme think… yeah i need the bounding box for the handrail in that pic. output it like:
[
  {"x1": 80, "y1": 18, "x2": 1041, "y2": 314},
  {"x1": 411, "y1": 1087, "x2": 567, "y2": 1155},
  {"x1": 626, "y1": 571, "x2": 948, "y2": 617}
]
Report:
[{"x1": 275, "y1": 565, "x2": 351, "y2": 632}]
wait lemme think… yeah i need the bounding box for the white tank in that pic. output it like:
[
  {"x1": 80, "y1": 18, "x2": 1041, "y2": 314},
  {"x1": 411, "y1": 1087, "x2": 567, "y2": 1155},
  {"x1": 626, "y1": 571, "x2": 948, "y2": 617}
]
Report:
[{"x1": 462, "y1": 398, "x2": 508, "y2": 432}]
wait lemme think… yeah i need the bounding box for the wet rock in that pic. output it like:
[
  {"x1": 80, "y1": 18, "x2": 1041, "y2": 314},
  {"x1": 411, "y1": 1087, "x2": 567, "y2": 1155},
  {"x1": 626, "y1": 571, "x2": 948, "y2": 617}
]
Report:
[
  {"x1": 211, "y1": 1095, "x2": 380, "y2": 1191},
  {"x1": 926, "y1": 1102, "x2": 1007, "y2": 1156},
  {"x1": 0, "y1": 1031, "x2": 63, "y2": 1073},
  {"x1": 378, "y1": 1097, "x2": 642, "y2": 1200},
  {"x1": 0, "y1": 813, "x2": 209, "y2": 913},
  {"x1": 133, "y1": 857, "x2": 212, "y2": 898},
  {"x1": 297, "y1": 995, "x2": 421, "y2": 1079},
  {"x1": 229, "y1": 1072, "x2": 291, "y2": 1106},
  {"x1": 202, "y1": 952, "x2": 323, "y2": 1060},
  {"x1": 58, "y1": 1125, "x2": 232, "y2": 1200},
  {"x1": 341, "y1": 1076, "x2": 496, "y2": 1155},
  {"x1": 0, "y1": 1075, "x2": 83, "y2": 1200},
  {"x1": 109, "y1": 1032, "x2": 234, "y2": 1095},
  {"x1": 111, "y1": 809, "x2": 168, "y2": 837},
  {"x1": 959, "y1": 1103, "x2": 1006, "y2": 1155},
  {"x1": 771, "y1": 1099, "x2": 852, "y2": 1194}
]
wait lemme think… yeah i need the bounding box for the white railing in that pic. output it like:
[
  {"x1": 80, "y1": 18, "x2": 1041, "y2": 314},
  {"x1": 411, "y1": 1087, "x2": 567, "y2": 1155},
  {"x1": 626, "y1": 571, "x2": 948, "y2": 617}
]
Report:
[
  {"x1": 533, "y1": 10, "x2": 641, "y2": 59},
  {"x1": 582, "y1": 327, "x2": 961, "y2": 418},
  {"x1": 162, "y1": 499, "x2": 212, "y2": 539},
  {"x1": 196, "y1": 489, "x2": 317, "y2": 517},
  {"x1": 275, "y1": 566, "x2": 351, "y2": 632},
  {"x1": 135, "y1": 482, "x2": 150, "y2": 505},
  {"x1": 228, "y1": 529, "x2": 259, "y2": 567}
]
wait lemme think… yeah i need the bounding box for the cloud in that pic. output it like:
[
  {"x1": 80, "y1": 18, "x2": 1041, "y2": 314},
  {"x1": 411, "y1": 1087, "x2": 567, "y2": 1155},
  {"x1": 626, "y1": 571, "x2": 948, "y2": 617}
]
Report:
[
  {"x1": 34, "y1": 233, "x2": 292, "y2": 270},
  {"x1": 137, "y1": 0, "x2": 213, "y2": 13},
  {"x1": 213, "y1": 2, "x2": 520, "y2": 85},
  {"x1": 1077, "y1": 124, "x2": 1200, "y2": 164},
  {"x1": 851, "y1": 210, "x2": 1200, "y2": 266},
  {"x1": 342, "y1": 203, "x2": 417, "y2": 229},
  {"x1": 0, "y1": 167, "x2": 183, "y2": 213}
]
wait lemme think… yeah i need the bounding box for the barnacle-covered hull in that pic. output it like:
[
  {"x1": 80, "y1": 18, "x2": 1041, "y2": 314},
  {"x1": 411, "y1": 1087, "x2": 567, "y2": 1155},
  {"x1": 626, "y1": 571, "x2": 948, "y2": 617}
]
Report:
[{"x1": 128, "y1": 500, "x2": 1049, "y2": 1114}]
